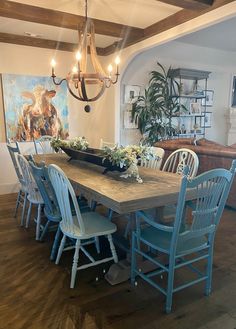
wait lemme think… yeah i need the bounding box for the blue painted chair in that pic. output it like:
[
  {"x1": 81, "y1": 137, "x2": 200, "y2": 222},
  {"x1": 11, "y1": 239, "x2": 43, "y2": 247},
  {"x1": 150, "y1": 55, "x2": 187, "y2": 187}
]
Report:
[
  {"x1": 7, "y1": 142, "x2": 28, "y2": 225},
  {"x1": 48, "y1": 164, "x2": 118, "y2": 288},
  {"x1": 131, "y1": 161, "x2": 236, "y2": 313}
]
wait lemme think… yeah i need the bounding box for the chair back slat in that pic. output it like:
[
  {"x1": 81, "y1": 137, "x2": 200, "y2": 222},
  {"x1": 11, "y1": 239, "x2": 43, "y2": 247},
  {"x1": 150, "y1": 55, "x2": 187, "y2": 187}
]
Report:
[
  {"x1": 7, "y1": 143, "x2": 23, "y2": 183},
  {"x1": 162, "y1": 148, "x2": 199, "y2": 178},
  {"x1": 30, "y1": 161, "x2": 60, "y2": 218},
  {"x1": 140, "y1": 147, "x2": 165, "y2": 170},
  {"x1": 173, "y1": 163, "x2": 236, "y2": 248},
  {"x1": 34, "y1": 135, "x2": 55, "y2": 154},
  {"x1": 17, "y1": 154, "x2": 41, "y2": 201},
  {"x1": 100, "y1": 139, "x2": 115, "y2": 149},
  {"x1": 48, "y1": 164, "x2": 85, "y2": 235}
]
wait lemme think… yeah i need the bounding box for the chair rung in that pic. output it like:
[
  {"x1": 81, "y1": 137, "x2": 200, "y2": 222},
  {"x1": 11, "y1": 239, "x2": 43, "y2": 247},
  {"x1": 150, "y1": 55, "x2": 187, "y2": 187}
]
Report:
[
  {"x1": 77, "y1": 256, "x2": 114, "y2": 270},
  {"x1": 175, "y1": 254, "x2": 209, "y2": 269},
  {"x1": 173, "y1": 275, "x2": 208, "y2": 293},
  {"x1": 63, "y1": 246, "x2": 75, "y2": 251},
  {"x1": 134, "y1": 270, "x2": 167, "y2": 296},
  {"x1": 146, "y1": 268, "x2": 166, "y2": 278},
  {"x1": 134, "y1": 247, "x2": 168, "y2": 272}
]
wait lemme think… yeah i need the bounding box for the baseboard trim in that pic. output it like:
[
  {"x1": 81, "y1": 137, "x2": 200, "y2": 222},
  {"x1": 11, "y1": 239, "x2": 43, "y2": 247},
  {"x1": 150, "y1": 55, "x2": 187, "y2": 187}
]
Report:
[{"x1": 0, "y1": 183, "x2": 19, "y2": 195}]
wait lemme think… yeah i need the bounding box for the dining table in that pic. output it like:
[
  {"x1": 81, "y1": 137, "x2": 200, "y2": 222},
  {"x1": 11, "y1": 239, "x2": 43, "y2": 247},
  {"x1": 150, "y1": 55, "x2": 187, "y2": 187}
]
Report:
[{"x1": 33, "y1": 153, "x2": 196, "y2": 285}]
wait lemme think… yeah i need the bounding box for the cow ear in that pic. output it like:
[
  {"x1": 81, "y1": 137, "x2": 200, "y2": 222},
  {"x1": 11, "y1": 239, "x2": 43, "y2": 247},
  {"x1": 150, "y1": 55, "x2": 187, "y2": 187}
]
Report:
[
  {"x1": 47, "y1": 90, "x2": 56, "y2": 98},
  {"x1": 21, "y1": 91, "x2": 35, "y2": 101}
]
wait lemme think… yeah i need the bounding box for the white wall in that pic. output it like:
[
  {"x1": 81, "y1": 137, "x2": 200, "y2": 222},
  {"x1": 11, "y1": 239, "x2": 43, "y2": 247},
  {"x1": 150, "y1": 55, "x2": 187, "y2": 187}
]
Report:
[{"x1": 120, "y1": 41, "x2": 236, "y2": 146}]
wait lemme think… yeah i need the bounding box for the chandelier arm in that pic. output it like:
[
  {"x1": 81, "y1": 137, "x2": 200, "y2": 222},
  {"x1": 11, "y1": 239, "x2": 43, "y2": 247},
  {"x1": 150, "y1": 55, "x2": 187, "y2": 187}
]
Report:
[
  {"x1": 51, "y1": 76, "x2": 67, "y2": 86},
  {"x1": 111, "y1": 74, "x2": 120, "y2": 85}
]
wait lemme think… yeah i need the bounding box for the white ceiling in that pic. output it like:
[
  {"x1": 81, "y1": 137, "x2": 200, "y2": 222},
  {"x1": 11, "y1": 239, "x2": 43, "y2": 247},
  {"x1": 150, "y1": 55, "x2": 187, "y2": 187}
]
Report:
[
  {"x1": 177, "y1": 16, "x2": 236, "y2": 53},
  {"x1": 0, "y1": 17, "x2": 120, "y2": 47},
  {"x1": 8, "y1": 0, "x2": 180, "y2": 28}
]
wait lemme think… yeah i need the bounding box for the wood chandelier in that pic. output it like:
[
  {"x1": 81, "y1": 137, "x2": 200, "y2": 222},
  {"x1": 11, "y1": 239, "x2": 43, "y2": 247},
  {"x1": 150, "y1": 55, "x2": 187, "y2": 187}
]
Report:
[{"x1": 50, "y1": 0, "x2": 120, "y2": 111}]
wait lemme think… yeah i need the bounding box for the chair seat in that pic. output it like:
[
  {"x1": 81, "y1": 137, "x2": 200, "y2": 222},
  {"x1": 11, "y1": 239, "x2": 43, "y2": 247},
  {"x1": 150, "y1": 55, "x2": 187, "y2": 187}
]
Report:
[
  {"x1": 141, "y1": 226, "x2": 208, "y2": 255},
  {"x1": 27, "y1": 189, "x2": 44, "y2": 204},
  {"x1": 60, "y1": 211, "x2": 117, "y2": 239}
]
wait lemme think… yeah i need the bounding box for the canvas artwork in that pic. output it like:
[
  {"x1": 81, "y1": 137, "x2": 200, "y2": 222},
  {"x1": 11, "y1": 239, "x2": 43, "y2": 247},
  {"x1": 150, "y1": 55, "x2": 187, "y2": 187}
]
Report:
[{"x1": 1, "y1": 74, "x2": 69, "y2": 141}]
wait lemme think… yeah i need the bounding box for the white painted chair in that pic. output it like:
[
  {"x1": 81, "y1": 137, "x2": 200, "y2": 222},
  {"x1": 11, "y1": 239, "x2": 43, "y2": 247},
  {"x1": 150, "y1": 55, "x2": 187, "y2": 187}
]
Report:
[
  {"x1": 7, "y1": 142, "x2": 28, "y2": 224},
  {"x1": 161, "y1": 148, "x2": 199, "y2": 221},
  {"x1": 34, "y1": 135, "x2": 55, "y2": 154},
  {"x1": 17, "y1": 154, "x2": 44, "y2": 240},
  {"x1": 99, "y1": 138, "x2": 116, "y2": 149},
  {"x1": 48, "y1": 164, "x2": 118, "y2": 289},
  {"x1": 162, "y1": 148, "x2": 199, "y2": 178},
  {"x1": 140, "y1": 147, "x2": 165, "y2": 170}
]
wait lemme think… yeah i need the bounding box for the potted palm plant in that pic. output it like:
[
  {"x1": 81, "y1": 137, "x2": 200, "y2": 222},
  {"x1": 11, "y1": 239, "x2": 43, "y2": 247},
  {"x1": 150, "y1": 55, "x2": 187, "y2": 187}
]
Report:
[{"x1": 132, "y1": 62, "x2": 187, "y2": 145}]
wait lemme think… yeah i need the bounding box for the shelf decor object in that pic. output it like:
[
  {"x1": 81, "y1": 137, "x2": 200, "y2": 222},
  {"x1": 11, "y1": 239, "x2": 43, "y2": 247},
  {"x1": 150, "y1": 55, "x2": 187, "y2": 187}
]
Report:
[
  {"x1": 50, "y1": 0, "x2": 120, "y2": 111},
  {"x1": 201, "y1": 112, "x2": 212, "y2": 128},
  {"x1": 201, "y1": 90, "x2": 214, "y2": 107}
]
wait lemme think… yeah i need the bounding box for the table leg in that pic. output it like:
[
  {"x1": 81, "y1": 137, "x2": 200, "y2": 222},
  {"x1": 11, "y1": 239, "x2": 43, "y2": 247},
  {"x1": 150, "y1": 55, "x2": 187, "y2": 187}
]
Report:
[{"x1": 105, "y1": 212, "x2": 159, "y2": 285}]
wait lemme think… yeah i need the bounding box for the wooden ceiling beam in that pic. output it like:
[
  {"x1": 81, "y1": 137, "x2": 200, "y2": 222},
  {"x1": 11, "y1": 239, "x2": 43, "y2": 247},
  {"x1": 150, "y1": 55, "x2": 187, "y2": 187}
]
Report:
[
  {"x1": 156, "y1": 0, "x2": 214, "y2": 10},
  {"x1": 102, "y1": 0, "x2": 234, "y2": 55},
  {"x1": 0, "y1": 0, "x2": 144, "y2": 39},
  {"x1": 0, "y1": 32, "x2": 105, "y2": 55}
]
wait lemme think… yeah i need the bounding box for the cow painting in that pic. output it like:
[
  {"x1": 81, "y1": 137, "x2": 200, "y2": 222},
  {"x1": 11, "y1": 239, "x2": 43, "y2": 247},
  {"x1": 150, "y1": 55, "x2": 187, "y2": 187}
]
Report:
[{"x1": 2, "y1": 74, "x2": 69, "y2": 142}]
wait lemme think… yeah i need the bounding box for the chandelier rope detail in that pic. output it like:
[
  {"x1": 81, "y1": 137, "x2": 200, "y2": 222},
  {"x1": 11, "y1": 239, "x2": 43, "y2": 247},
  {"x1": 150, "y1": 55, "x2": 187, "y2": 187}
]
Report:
[{"x1": 50, "y1": 0, "x2": 120, "y2": 110}]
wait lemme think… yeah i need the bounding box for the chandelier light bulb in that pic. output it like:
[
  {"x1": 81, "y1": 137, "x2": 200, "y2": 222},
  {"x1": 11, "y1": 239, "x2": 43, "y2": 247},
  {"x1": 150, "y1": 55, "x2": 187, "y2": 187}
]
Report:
[
  {"x1": 51, "y1": 59, "x2": 56, "y2": 76},
  {"x1": 76, "y1": 51, "x2": 82, "y2": 61},
  {"x1": 108, "y1": 64, "x2": 113, "y2": 73},
  {"x1": 51, "y1": 58, "x2": 56, "y2": 67},
  {"x1": 115, "y1": 56, "x2": 120, "y2": 65},
  {"x1": 72, "y1": 66, "x2": 78, "y2": 73}
]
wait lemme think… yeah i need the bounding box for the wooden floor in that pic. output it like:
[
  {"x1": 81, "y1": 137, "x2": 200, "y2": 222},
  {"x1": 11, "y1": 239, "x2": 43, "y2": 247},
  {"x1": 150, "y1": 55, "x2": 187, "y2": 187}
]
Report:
[{"x1": 1, "y1": 193, "x2": 236, "y2": 329}]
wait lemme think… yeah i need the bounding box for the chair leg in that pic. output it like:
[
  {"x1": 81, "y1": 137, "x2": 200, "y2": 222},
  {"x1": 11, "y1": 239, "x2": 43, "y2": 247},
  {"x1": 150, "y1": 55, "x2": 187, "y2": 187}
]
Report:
[
  {"x1": 40, "y1": 219, "x2": 50, "y2": 241},
  {"x1": 124, "y1": 217, "x2": 131, "y2": 239},
  {"x1": 131, "y1": 232, "x2": 137, "y2": 285},
  {"x1": 14, "y1": 190, "x2": 22, "y2": 218},
  {"x1": 107, "y1": 234, "x2": 118, "y2": 263},
  {"x1": 205, "y1": 247, "x2": 214, "y2": 296},
  {"x1": 35, "y1": 204, "x2": 42, "y2": 241},
  {"x1": 91, "y1": 200, "x2": 97, "y2": 211},
  {"x1": 25, "y1": 201, "x2": 32, "y2": 228},
  {"x1": 108, "y1": 209, "x2": 113, "y2": 221},
  {"x1": 55, "y1": 234, "x2": 66, "y2": 265},
  {"x1": 94, "y1": 237, "x2": 100, "y2": 254},
  {"x1": 20, "y1": 192, "x2": 28, "y2": 227},
  {"x1": 166, "y1": 256, "x2": 175, "y2": 314},
  {"x1": 50, "y1": 225, "x2": 61, "y2": 261},
  {"x1": 70, "y1": 239, "x2": 81, "y2": 289}
]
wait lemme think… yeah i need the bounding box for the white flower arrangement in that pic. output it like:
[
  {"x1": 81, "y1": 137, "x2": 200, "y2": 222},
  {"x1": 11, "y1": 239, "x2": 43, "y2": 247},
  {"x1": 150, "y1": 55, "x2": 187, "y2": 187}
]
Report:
[
  {"x1": 51, "y1": 136, "x2": 89, "y2": 152},
  {"x1": 68, "y1": 137, "x2": 89, "y2": 151},
  {"x1": 102, "y1": 144, "x2": 156, "y2": 183}
]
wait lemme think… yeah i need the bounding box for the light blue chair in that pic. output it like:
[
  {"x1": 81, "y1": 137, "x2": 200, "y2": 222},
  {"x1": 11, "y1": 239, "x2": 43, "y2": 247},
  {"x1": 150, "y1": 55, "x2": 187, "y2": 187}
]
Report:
[
  {"x1": 131, "y1": 161, "x2": 236, "y2": 313},
  {"x1": 48, "y1": 164, "x2": 118, "y2": 289},
  {"x1": 7, "y1": 142, "x2": 28, "y2": 224},
  {"x1": 29, "y1": 160, "x2": 95, "y2": 260}
]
